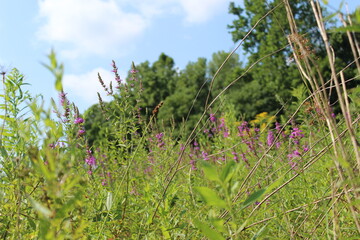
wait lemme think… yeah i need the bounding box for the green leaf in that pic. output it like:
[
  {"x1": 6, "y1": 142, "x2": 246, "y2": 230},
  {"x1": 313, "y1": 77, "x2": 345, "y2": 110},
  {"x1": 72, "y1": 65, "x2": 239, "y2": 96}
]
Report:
[
  {"x1": 57, "y1": 191, "x2": 83, "y2": 219},
  {"x1": 265, "y1": 175, "x2": 285, "y2": 195},
  {"x1": 220, "y1": 160, "x2": 235, "y2": 183},
  {"x1": 0, "y1": 115, "x2": 15, "y2": 122},
  {"x1": 55, "y1": 76, "x2": 63, "y2": 91},
  {"x1": 28, "y1": 196, "x2": 53, "y2": 219},
  {"x1": 193, "y1": 218, "x2": 225, "y2": 240},
  {"x1": 0, "y1": 129, "x2": 15, "y2": 137},
  {"x1": 200, "y1": 161, "x2": 220, "y2": 182},
  {"x1": 161, "y1": 226, "x2": 171, "y2": 239},
  {"x1": 211, "y1": 218, "x2": 226, "y2": 233},
  {"x1": 240, "y1": 189, "x2": 266, "y2": 210},
  {"x1": 194, "y1": 186, "x2": 227, "y2": 209},
  {"x1": 337, "y1": 155, "x2": 350, "y2": 169},
  {"x1": 26, "y1": 216, "x2": 37, "y2": 230},
  {"x1": 106, "y1": 191, "x2": 113, "y2": 211},
  {"x1": 43, "y1": 50, "x2": 64, "y2": 91},
  {"x1": 0, "y1": 145, "x2": 8, "y2": 158},
  {"x1": 330, "y1": 25, "x2": 360, "y2": 33},
  {"x1": 251, "y1": 223, "x2": 268, "y2": 240},
  {"x1": 48, "y1": 49, "x2": 58, "y2": 69}
]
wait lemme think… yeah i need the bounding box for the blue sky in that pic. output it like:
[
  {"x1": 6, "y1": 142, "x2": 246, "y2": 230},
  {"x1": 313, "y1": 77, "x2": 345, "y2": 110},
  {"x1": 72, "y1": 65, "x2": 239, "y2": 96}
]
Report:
[{"x1": 0, "y1": 0, "x2": 358, "y2": 113}]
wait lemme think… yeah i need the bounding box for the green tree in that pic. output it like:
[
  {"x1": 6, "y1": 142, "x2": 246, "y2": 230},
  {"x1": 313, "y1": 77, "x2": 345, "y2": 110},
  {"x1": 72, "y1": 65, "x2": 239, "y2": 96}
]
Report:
[
  {"x1": 158, "y1": 58, "x2": 208, "y2": 134},
  {"x1": 208, "y1": 50, "x2": 243, "y2": 97},
  {"x1": 135, "y1": 53, "x2": 178, "y2": 116},
  {"x1": 227, "y1": 0, "x2": 318, "y2": 117},
  {"x1": 83, "y1": 102, "x2": 113, "y2": 147},
  {"x1": 207, "y1": 51, "x2": 259, "y2": 118}
]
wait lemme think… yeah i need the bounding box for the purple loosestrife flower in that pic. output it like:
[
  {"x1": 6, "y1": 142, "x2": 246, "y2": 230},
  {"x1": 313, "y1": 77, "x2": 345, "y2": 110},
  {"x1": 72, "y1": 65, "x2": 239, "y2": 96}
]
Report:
[
  {"x1": 202, "y1": 151, "x2": 209, "y2": 161},
  {"x1": 289, "y1": 161, "x2": 297, "y2": 169},
  {"x1": 59, "y1": 91, "x2": 68, "y2": 106},
  {"x1": 240, "y1": 153, "x2": 250, "y2": 167},
  {"x1": 303, "y1": 145, "x2": 309, "y2": 152},
  {"x1": 238, "y1": 121, "x2": 249, "y2": 137},
  {"x1": 155, "y1": 132, "x2": 164, "y2": 140},
  {"x1": 203, "y1": 129, "x2": 213, "y2": 137},
  {"x1": 289, "y1": 128, "x2": 304, "y2": 138},
  {"x1": 209, "y1": 113, "x2": 216, "y2": 122},
  {"x1": 289, "y1": 127, "x2": 304, "y2": 145},
  {"x1": 85, "y1": 155, "x2": 96, "y2": 166},
  {"x1": 267, "y1": 131, "x2": 275, "y2": 146},
  {"x1": 243, "y1": 140, "x2": 256, "y2": 152},
  {"x1": 232, "y1": 151, "x2": 239, "y2": 162},
  {"x1": 74, "y1": 117, "x2": 84, "y2": 124},
  {"x1": 193, "y1": 141, "x2": 200, "y2": 151},
  {"x1": 219, "y1": 118, "x2": 229, "y2": 138},
  {"x1": 111, "y1": 60, "x2": 123, "y2": 88},
  {"x1": 179, "y1": 144, "x2": 185, "y2": 152},
  {"x1": 287, "y1": 150, "x2": 302, "y2": 170},
  {"x1": 219, "y1": 118, "x2": 225, "y2": 128},
  {"x1": 287, "y1": 149, "x2": 301, "y2": 160},
  {"x1": 190, "y1": 159, "x2": 197, "y2": 170},
  {"x1": 144, "y1": 166, "x2": 153, "y2": 174},
  {"x1": 155, "y1": 132, "x2": 165, "y2": 149},
  {"x1": 78, "y1": 129, "x2": 86, "y2": 136},
  {"x1": 275, "y1": 122, "x2": 282, "y2": 132},
  {"x1": 293, "y1": 149, "x2": 301, "y2": 157}
]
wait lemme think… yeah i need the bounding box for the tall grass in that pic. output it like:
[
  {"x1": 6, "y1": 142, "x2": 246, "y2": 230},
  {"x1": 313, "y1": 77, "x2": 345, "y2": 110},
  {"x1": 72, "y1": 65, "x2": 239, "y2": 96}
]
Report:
[{"x1": 0, "y1": 1, "x2": 359, "y2": 239}]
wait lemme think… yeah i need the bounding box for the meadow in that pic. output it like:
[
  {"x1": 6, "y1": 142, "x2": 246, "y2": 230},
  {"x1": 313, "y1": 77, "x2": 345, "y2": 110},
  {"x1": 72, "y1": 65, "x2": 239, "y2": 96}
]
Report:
[{"x1": 0, "y1": 1, "x2": 359, "y2": 239}]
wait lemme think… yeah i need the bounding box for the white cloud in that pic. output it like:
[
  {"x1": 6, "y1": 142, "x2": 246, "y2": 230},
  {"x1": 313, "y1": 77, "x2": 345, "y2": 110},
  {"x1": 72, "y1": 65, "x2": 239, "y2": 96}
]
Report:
[
  {"x1": 36, "y1": 0, "x2": 230, "y2": 107},
  {"x1": 36, "y1": 0, "x2": 229, "y2": 58},
  {"x1": 178, "y1": 0, "x2": 228, "y2": 23},
  {"x1": 63, "y1": 67, "x2": 118, "y2": 104},
  {"x1": 37, "y1": 0, "x2": 148, "y2": 58}
]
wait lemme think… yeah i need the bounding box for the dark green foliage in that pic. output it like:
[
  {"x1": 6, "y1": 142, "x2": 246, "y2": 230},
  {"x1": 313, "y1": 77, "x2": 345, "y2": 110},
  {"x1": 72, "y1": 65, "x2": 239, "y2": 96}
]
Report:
[
  {"x1": 227, "y1": 1, "x2": 359, "y2": 117},
  {"x1": 135, "y1": 53, "x2": 177, "y2": 116},
  {"x1": 227, "y1": 0, "x2": 319, "y2": 117},
  {"x1": 159, "y1": 57, "x2": 208, "y2": 134},
  {"x1": 83, "y1": 102, "x2": 113, "y2": 147}
]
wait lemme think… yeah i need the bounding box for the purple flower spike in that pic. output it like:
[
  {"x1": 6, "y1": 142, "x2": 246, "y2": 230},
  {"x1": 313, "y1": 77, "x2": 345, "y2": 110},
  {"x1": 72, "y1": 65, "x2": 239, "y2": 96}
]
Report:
[
  {"x1": 209, "y1": 113, "x2": 216, "y2": 122},
  {"x1": 130, "y1": 68, "x2": 138, "y2": 74},
  {"x1": 78, "y1": 129, "x2": 86, "y2": 136},
  {"x1": 267, "y1": 131, "x2": 274, "y2": 146},
  {"x1": 85, "y1": 156, "x2": 96, "y2": 166},
  {"x1": 202, "y1": 151, "x2": 209, "y2": 161},
  {"x1": 290, "y1": 128, "x2": 304, "y2": 139},
  {"x1": 74, "y1": 117, "x2": 84, "y2": 124}
]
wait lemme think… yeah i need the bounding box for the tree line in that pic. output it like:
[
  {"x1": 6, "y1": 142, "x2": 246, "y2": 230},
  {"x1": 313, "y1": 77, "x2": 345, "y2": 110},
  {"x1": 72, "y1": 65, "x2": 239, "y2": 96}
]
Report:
[{"x1": 84, "y1": 0, "x2": 359, "y2": 145}]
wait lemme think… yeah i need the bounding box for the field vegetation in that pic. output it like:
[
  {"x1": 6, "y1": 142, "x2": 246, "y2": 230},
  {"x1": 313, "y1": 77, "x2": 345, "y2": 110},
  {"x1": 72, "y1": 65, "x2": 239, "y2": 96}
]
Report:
[{"x1": 0, "y1": 0, "x2": 359, "y2": 239}]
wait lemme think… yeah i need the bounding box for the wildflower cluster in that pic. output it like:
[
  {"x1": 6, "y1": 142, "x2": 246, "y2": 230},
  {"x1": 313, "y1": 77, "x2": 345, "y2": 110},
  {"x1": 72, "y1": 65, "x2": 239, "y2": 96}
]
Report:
[
  {"x1": 287, "y1": 126, "x2": 309, "y2": 170},
  {"x1": 204, "y1": 114, "x2": 229, "y2": 138},
  {"x1": 191, "y1": 113, "x2": 313, "y2": 173}
]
